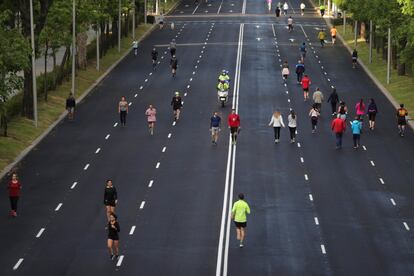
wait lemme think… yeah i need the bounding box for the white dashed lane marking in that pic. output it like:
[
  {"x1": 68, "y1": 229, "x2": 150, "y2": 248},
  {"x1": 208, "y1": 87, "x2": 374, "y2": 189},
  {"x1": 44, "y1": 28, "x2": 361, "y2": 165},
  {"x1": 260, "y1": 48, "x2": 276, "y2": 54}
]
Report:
[
  {"x1": 128, "y1": 102, "x2": 132, "y2": 106},
  {"x1": 95, "y1": 148, "x2": 101, "y2": 154},
  {"x1": 55, "y1": 203, "x2": 63, "y2": 211},
  {"x1": 84, "y1": 164, "x2": 90, "y2": 171},
  {"x1": 134, "y1": 94, "x2": 138, "y2": 97},
  {"x1": 304, "y1": 174, "x2": 309, "y2": 181},
  {"x1": 300, "y1": 157, "x2": 304, "y2": 163},
  {"x1": 379, "y1": 178, "x2": 385, "y2": 184},
  {"x1": 370, "y1": 161, "x2": 375, "y2": 167},
  {"x1": 309, "y1": 194, "x2": 314, "y2": 201},
  {"x1": 114, "y1": 123, "x2": 118, "y2": 127},
  {"x1": 168, "y1": 133, "x2": 172, "y2": 138},
  {"x1": 156, "y1": 162, "x2": 160, "y2": 169},
  {"x1": 148, "y1": 180, "x2": 154, "y2": 187},
  {"x1": 105, "y1": 134, "x2": 110, "y2": 140},
  {"x1": 404, "y1": 222, "x2": 410, "y2": 231},
  {"x1": 172, "y1": 121, "x2": 176, "y2": 126},
  {"x1": 362, "y1": 145, "x2": 367, "y2": 151},
  {"x1": 129, "y1": 226, "x2": 136, "y2": 235},
  {"x1": 71, "y1": 182, "x2": 78, "y2": 189},
  {"x1": 140, "y1": 86, "x2": 143, "y2": 90},
  {"x1": 13, "y1": 259, "x2": 24, "y2": 270},
  {"x1": 390, "y1": 198, "x2": 396, "y2": 206},
  {"x1": 321, "y1": 244, "x2": 326, "y2": 254},
  {"x1": 297, "y1": 143, "x2": 301, "y2": 148},
  {"x1": 144, "y1": 79, "x2": 148, "y2": 82},
  {"x1": 140, "y1": 201, "x2": 146, "y2": 209},
  {"x1": 116, "y1": 255, "x2": 124, "y2": 267},
  {"x1": 162, "y1": 147, "x2": 166, "y2": 152},
  {"x1": 36, "y1": 228, "x2": 45, "y2": 238},
  {"x1": 314, "y1": 217, "x2": 319, "y2": 225}
]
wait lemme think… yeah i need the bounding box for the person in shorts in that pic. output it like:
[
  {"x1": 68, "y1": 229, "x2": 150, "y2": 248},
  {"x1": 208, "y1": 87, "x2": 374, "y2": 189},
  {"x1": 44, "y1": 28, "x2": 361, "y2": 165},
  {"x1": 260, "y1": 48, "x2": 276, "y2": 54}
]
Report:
[
  {"x1": 104, "y1": 180, "x2": 118, "y2": 222},
  {"x1": 397, "y1": 104, "x2": 408, "y2": 137},
  {"x1": 210, "y1": 112, "x2": 221, "y2": 145},
  {"x1": 367, "y1": 98, "x2": 378, "y2": 130},
  {"x1": 228, "y1": 109, "x2": 241, "y2": 145},
  {"x1": 107, "y1": 212, "x2": 120, "y2": 260},
  {"x1": 301, "y1": 74, "x2": 311, "y2": 101},
  {"x1": 232, "y1": 193, "x2": 250, "y2": 248}
]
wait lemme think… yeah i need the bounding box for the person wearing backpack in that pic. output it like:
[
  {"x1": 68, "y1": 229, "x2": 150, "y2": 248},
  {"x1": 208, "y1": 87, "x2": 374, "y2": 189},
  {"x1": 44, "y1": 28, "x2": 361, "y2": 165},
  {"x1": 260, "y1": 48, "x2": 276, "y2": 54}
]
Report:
[
  {"x1": 367, "y1": 98, "x2": 378, "y2": 130},
  {"x1": 397, "y1": 104, "x2": 408, "y2": 137}
]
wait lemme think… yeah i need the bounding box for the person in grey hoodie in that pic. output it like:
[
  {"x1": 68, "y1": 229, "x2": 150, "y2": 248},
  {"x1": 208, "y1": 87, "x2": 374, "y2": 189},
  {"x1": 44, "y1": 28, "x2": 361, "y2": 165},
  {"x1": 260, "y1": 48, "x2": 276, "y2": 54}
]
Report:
[
  {"x1": 312, "y1": 88, "x2": 324, "y2": 112},
  {"x1": 288, "y1": 110, "x2": 297, "y2": 143}
]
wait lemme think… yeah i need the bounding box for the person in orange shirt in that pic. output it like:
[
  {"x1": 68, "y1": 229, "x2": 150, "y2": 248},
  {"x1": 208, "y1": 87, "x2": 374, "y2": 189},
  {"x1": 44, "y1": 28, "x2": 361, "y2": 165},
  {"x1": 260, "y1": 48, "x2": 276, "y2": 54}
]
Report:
[{"x1": 330, "y1": 26, "x2": 337, "y2": 44}]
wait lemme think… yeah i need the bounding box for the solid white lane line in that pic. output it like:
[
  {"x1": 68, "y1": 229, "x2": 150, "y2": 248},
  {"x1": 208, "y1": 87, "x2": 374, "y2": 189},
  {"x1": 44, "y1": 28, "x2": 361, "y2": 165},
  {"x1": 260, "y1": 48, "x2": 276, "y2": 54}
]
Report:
[
  {"x1": 370, "y1": 160, "x2": 375, "y2": 167},
  {"x1": 304, "y1": 174, "x2": 309, "y2": 181},
  {"x1": 55, "y1": 203, "x2": 63, "y2": 211},
  {"x1": 95, "y1": 148, "x2": 101, "y2": 154},
  {"x1": 148, "y1": 180, "x2": 154, "y2": 187},
  {"x1": 390, "y1": 198, "x2": 396, "y2": 206},
  {"x1": 36, "y1": 228, "x2": 45, "y2": 238},
  {"x1": 162, "y1": 147, "x2": 166, "y2": 152},
  {"x1": 362, "y1": 145, "x2": 367, "y2": 151},
  {"x1": 168, "y1": 133, "x2": 172, "y2": 138},
  {"x1": 156, "y1": 162, "x2": 160, "y2": 169},
  {"x1": 321, "y1": 244, "x2": 326, "y2": 254},
  {"x1": 13, "y1": 258, "x2": 24, "y2": 270},
  {"x1": 140, "y1": 201, "x2": 146, "y2": 209},
  {"x1": 314, "y1": 217, "x2": 319, "y2": 225},
  {"x1": 300, "y1": 157, "x2": 304, "y2": 163},
  {"x1": 84, "y1": 164, "x2": 90, "y2": 170},
  {"x1": 297, "y1": 143, "x2": 301, "y2": 147},
  {"x1": 309, "y1": 194, "x2": 314, "y2": 201},
  {"x1": 379, "y1": 178, "x2": 385, "y2": 184},
  {"x1": 105, "y1": 134, "x2": 110, "y2": 140},
  {"x1": 116, "y1": 255, "x2": 124, "y2": 267},
  {"x1": 114, "y1": 122, "x2": 118, "y2": 127},
  {"x1": 404, "y1": 222, "x2": 410, "y2": 231},
  {"x1": 129, "y1": 226, "x2": 136, "y2": 235},
  {"x1": 71, "y1": 182, "x2": 78, "y2": 189}
]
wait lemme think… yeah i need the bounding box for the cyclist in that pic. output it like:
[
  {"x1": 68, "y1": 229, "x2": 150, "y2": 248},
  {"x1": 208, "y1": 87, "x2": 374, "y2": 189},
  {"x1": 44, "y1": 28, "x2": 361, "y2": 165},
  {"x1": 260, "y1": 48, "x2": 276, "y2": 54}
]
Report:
[
  {"x1": 210, "y1": 112, "x2": 222, "y2": 145},
  {"x1": 352, "y1": 49, "x2": 358, "y2": 68},
  {"x1": 318, "y1": 29, "x2": 326, "y2": 47},
  {"x1": 171, "y1": 91, "x2": 183, "y2": 121},
  {"x1": 299, "y1": 42, "x2": 307, "y2": 62},
  {"x1": 145, "y1": 105, "x2": 157, "y2": 135},
  {"x1": 295, "y1": 60, "x2": 305, "y2": 84},
  {"x1": 300, "y1": 2, "x2": 305, "y2": 16},
  {"x1": 151, "y1": 48, "x2": 158, "y2": 70},
  {"x1": 330, "y1": 26, "x2": 337, "y2": 44},
  {"x1": 301, "y1": 74, "x2": 311, "y2": 101},
  {"x1": 170, "y1": 39, "x2": 177, "y2": 57},
  {"x1": 397, "y1": 104, "x2": 408, "y2": 137},
  {"x1": 170, "y1": 55, "x2": 178, "y2": 77},
  {"x1": 132, "y1": 40, "x2": 138, "y2": 56},
  {"x1": 287, "y1": 16, "x2": 293, "y2": 32}
]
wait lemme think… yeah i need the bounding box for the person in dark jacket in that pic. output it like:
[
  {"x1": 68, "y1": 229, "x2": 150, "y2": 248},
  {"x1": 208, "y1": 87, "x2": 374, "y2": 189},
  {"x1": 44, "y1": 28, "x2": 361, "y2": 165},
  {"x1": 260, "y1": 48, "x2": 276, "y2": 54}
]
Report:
[
  {"x1": 170, "y1": 55, "x2": 178, "y2": 77},
  {"x1": 171, "y1": 91, "x2": 183, "y2": 121},
  {"x1": 327, "y1": 88, "x2": 340, "y2": 116},
  {"x1": 66, "y1": 94, "x2": 76, "y2": 120},
  {"x1": 104, "y1": 180, "x2": 117, "y2": 222},
  {"x1": 367, "y1": 98, "x2": 378, "y2": 130},
  {"x1": 295, "y1": 60, "x2": 305, "y2": 83},
  {"x1": 107, "y1": 212, "x2": 120, "y2": 260},
  {"x1": 8, "y1": 173, "x2": 21, "y2": 217}
]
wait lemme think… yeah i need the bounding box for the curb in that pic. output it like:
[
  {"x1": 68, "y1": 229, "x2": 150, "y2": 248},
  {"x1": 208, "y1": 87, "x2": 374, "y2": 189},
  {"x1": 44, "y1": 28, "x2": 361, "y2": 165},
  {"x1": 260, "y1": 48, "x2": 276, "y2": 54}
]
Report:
[{"x1": 0, "y1": 1, "x2": 181, "y2": 180}]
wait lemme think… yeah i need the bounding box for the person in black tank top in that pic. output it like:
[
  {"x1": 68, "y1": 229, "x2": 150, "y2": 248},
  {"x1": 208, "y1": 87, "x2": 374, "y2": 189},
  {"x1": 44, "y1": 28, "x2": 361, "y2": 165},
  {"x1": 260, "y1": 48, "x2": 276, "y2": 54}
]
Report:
[
  {"x1": 104, "y1": 180, "x2": 117, "y2": 221},
  {"x1": 107, "y1": 212, "x2": 120, "y2": 260}
]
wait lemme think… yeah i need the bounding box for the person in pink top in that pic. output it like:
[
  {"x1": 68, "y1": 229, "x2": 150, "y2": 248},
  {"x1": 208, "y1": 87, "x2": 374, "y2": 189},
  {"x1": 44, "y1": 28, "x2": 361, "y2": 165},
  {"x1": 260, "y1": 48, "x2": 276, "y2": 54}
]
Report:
[
  {"x1": 145, "y1": 105, "x2": 157, "y2": 135},
  {"x1": 355, "y1": 98, "x2": 366, "y2": 127}
]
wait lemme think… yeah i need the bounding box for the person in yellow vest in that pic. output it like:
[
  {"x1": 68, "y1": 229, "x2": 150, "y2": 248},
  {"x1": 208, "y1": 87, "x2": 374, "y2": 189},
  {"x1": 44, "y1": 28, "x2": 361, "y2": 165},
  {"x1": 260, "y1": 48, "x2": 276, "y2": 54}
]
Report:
[
  {"x1": 217, "y1": 80, "x2": 229, "y2": 91},
  {"x1": 318, "y1": 29, "x2": 326, "y2": 47}
]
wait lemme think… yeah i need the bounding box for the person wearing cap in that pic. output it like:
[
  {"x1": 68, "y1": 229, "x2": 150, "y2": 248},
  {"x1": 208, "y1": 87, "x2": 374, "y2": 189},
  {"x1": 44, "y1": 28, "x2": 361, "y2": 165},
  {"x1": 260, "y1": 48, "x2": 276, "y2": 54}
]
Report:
[
  {"x1": 228, "y1": 109, "x2": 241, "y2": 145},
  {"x1": 171, "y1": 91, "x2": 183, "y2": 121}
]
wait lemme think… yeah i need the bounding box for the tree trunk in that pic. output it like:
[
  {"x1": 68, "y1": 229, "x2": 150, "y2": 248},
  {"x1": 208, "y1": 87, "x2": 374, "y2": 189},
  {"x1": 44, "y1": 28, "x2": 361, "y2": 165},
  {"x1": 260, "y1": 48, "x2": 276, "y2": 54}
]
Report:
[
  {"x1": 397, "y1": 62, "x2": 406, "y2": 76},
  {"x1": 22, "y1": 69, "x2": 34, "y2": 118},
  {"x1": 382, "y1": 37, "x2": 387, "y2": 60},
  {"x1": 76, "y1": 32, "x2": 88, "y2": 70},
  {"x1": 360, "y1": 22, "x2": 366, "y2": 40},
  {"x1": 392, "y1": 46, "x2": 397, "y2": 70}
]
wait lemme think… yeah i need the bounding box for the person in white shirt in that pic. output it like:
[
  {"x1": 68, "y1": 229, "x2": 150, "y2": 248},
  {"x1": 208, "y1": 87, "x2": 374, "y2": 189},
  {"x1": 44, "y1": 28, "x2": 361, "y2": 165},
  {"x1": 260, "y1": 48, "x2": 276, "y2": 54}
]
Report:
[
  {"x1": 282, "y1": 67, "x2": 290, "y2": 82},
  {"x1": 269, "y1": 111, "x2": 285, "y2": 143},
  {"x1": 283, "y1": 2, "x2": 289, "y2": 15},
  {"x1": 288, "y1": 110, "x2": 297, "y2": 143},
  {"x1": 300, "y1": 3, "x2": 305, "y2": 15},
  {"x1": 309, "y1": 104, "x2": 320, "y2": 133}
]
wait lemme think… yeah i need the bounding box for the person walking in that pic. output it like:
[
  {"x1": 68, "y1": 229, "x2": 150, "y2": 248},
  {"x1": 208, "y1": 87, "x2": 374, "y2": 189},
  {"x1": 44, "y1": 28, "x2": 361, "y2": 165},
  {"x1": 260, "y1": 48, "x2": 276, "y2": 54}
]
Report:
[
  {"x1": 118, "y1": 96, "x2": 128, "y2": 126},
  {"x1": 228, "y1": 109, "x2": 241, "y2": 145},
  {"x1": 275, "y1": 6, "x2": 281, "y2": 17},
  {"x1": 331, "y1": 115, "x2": 346, "y2": 149},
  {"x1": 350, "y1": 116, "x2": 362, "y2": 149},
  {"x1": 300, "y1": 2, "x2": 306, "y2": 15},
  {"x1": 299, "y1": 42, "x2": 307, "y2": 62},
  {"x1": 169, "y1": 39, "x2": 176, "y2": 57},
  {"x1": 355, "y1": 98, "x2": 366, "y2": 121},
  {"x1": 312, "y1": 88, "x2": 324, "y2": 112},
  {"x1": 283, "y1": 2, "x2": 289, "y2": 15},
  {"x1": 301, "y1": 74, "x2": 311, "y2": 101},
  {"x1": 132, "y1": 40, "x2": 138, "y2": 56},
  {"x1": 8, "y1": 173, "x2": 21, "y2": 217},
  {"x1": 151, "y1": 48, "x2": 158, "y2": 70},
  {"x1": 170, "y1": 55, "x2": 178, "y2": 78},
  {"x1": 367, "y1": 98, "x2": 378, "y2": 130},
  {"x1": 107, "y1": 212, "x2": 120, "y2": 260},
  {"x1": 337, "y1": 101, "x2": 348, "y2": 121},
  {"x1": 295, "y1": 60, "x2": 305, "y2": 84},
  {"x1": 104, "y1": 180, "x2": 118, "y2": 222},
  {"x1": 327, "y1": 88, "x2": 339, "y2": 116},
  {"x1": 309, "y1": 104, "x2": 320, "y2": 133},
  {"x1": 352, "y1": 49, "x2": 358, "y2": 68},
  {"x1": 269, "y1": 111, "x2": 285, "y2": 143},
  {"x1": 397, "y1": 104, "x2": 408, "y2": 137},
  {"x1": 231, "y1": 193, "x2": 250, "y2": 248},
  {"x1": 145, "y1": 105, "x2": 157, "y2": 135},
  {"x1": 281, "y1": 66, "x2": 290, "y2": 83},
  {"x1": 66, "y1": 94, "x2": 76, "y2": 120},
  {"x1": 210, "y1": 112, "x2": 221, "y2": 145},
  {"x1": 288, "y1": 109, "x2": 297, "y2": 143},
  {"x1": 171, "y1": 91, "x2": 183, "y2": 121}
]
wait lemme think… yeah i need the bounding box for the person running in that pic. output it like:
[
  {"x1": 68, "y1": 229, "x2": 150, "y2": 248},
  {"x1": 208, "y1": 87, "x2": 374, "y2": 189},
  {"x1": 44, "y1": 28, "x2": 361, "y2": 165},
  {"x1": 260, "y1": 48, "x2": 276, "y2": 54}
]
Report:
[
  {"x1": 337, "y1": 101, "x2": 348, "y2": 120},
  {"x1": 327, "y1": 88, "x2": 340, "y2": 116},
  {"x1": 66, "y1": 93, "x2": 76, "y2": 121},
  {"x1": 367, "y1": 98, "x2": 378, "y2": 130},
  {"x1": 288, "y1": 109, "x2": 297, "y2": 143},
  {"x1": 300, "y1": 2, "x2": 306, "y2": 16},
  {"x1": 299, "y1": 42, "x2": 307, "y2": 62},
  {"x1": 132, "y1": 40, "x2": 138, "y2": 56},
  {"x1": 170, "y1": 55, "x2": 178, "y2": 77},
  {"x1": 275, "y1": 6, "x2": 281, "y2": 17},
  {"x1": 283, "y1": 2, "x2": 289, "y2": 15},
  {"x1": 301, "y1": 74, "x2": 311, "y2": 101},
  {"x1": 267, "y1": 0, "x2": 272, "y2": 12},
  {"x1": 330, "y1": 26, "x2": 337, "y2": 44},
  {"x1": 355, "y1": 98, "x2": 366, "y2": 123},
  {"x1": 107, "y1": 212, "x2": 120, "y2": 260},
  {"x1": 151, "y1": 48, "x2": 158, "y2": 70},
  {"x1": 312, "y1": 88, "x2": 324, "y2": 112},
  {"x1": 295, "y1": 60, "x2": 305, "y2": 84},
  {"x1": 350, "y1": 116, "x2": 362, "y2": 149},
  {"x1": 159, "y1": 13, "x2": 164, "y2": 29},
  {"x1": 281, "y1": 66, "x2": 290, "y2": 83},
  {"x1": 269, "y1": 111, "x2": 285, "y2": 143},
  {"x1": 104, "y1": 180, "x2": 118, "y2": 222},
  {"x1": 228, "y1": 109, "x2": 241, "y2": 145},
  {"x1": 287, "y1": 16, "x2": 293, "y2": 32},
  {"x1": 8, "y1": 173, "x2": 21, "y2": 217},
  {"x1": 169, "y1": 39, "x2": 177, "y2": 57},
  {"x1": 320, "y1": 4, "x2": 326, "y2": 16},
  {"x1": 145, "y1": 104, "x2": 157, "y2": 135},
  {"x1": 309, "y1": 104, "x2": 320, "y2": 133},
  {"x1": 118, "y1": 96, "x2": 128, "y2": 126},
  {"x1": 231, "y1": 193, "x2": 250, "y2": 248},
  {"x1": 332, "y1": 115, "x2": 346, "y2": 149},
  {"x1": 352, "y1": 49, "x2": 358, "y2": 68},
  {"x1": 210, "y1": 112, "x2": 221, "y2": 145},
  {"x1": 171, "y1": 91, "x2": 183, "y2": 121},
  {"x1": 170, "y1": 21, "x2": 175, "y2": 30},
  {"x1": 318, "y1": 29, "x2": 326, "y2": 47},
  {"x1": 397, "y1": 104, "x2": 408, "y2": 137}
]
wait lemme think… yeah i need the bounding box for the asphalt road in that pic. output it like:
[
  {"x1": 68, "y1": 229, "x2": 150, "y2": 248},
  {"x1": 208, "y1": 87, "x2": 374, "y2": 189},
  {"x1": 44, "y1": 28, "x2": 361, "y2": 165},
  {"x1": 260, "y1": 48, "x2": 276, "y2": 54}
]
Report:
[{"x1": 1, "y1": 0, "x2": 414, "y2": 275}]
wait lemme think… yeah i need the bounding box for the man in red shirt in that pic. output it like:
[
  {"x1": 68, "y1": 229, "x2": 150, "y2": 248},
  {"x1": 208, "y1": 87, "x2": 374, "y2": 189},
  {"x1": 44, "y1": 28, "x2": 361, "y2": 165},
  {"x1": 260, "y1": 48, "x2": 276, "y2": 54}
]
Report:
[
  {"x1": 301, "y1": 74, "x2": 311, "y2": 101},
  {"x1": 331, "y1": 115, "x2": 346, "y2": 149},
  {"x1": 228, "y1": 109, "x2": 240, "y2": 145}
]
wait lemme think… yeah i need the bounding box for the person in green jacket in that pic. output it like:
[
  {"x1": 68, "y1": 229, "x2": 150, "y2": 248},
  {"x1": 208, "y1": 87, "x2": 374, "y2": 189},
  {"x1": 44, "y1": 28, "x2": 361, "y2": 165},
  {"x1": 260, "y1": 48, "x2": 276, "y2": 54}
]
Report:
[{"x1": 231, "y1": 193, "x2": 251, "y2": 248}]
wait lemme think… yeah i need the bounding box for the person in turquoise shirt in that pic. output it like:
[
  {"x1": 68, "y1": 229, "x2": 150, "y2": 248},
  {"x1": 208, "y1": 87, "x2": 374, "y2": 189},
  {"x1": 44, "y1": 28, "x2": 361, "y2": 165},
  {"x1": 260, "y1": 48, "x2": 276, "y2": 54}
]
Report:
[
  {"x1": 231, "y1": 193, "x2": 251, "y2": 248},
  {"x1": 350, "y1": 116, "x2": 362, "y2": 149}
]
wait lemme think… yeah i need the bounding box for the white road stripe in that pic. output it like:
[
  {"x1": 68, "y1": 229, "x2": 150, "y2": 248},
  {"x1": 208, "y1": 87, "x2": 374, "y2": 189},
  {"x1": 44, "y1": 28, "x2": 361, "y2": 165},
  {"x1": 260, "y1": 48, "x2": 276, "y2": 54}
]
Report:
[
  {"x1": 184, "y1": 93, "x2": 187, "y2": 96},
  {"x1": 321, "y1": 244, "x2": 326, "y2": 254},
  {"x1": 140, "y1": 201, "x2": 146, "y2": 209},
  {"x1": 156, "y1": 162, "x2": 160, "y2": 169},
  {"x1": 404, "y1": 222, "x2": 410, "y2": 231},
  {"x1": 128, "y1": 102, "x2": 132, "y2": 106},
  {"x1": 36, "y1": 228, "x2": 45, "y2": 238},
  {"x1": 300, "y1": 157, "x2": 304, "y2": 163},
  {"x1": 84, "y1": 164, "x2": 90, "y2": 170},
  {"x1": 148, "y1": 180, "x2": 154, "y2": 187},
  {"x1": 13, "y1": 258, "x2": 24, "y2": 270},
  {"x1": 144, "y1": 79, "x2": 148, "y2": 82},
  {"x1": 95, "y1": 148, "x2": 101, "y2": 154},
  {"x1": 362, "y1": 145, "x2": 367, "y2": 150},
  {"x1": 162, "y1": 147, "x2": 166, "y2": 152},
  {"x1": 242, "y1": 0, "x2": 246, "y2": 14},
  {"x1": 114, "y1": 122, "x2": 118, "y2": 127},
  {"x1": 187, "y1": 85, "x2": 190, "y2": 88},
  {"x1": 190, "y1": 78, "x2": 193, "y2": 81},
  {"x1": 105, "y1": 134, "x2": 110, "y2": 140},
  {"x1": 297, "y1": 142, "x2": 301, "y2": 147},
  {"x1": 370, "y1": 160, "x2": 375, "y2": 167},
  {"x1": 309, "y1": 194, "x2": 314, "y2": 201},
  {"x1": 140, "y1": 86, "x2": 143, "y2": 89},
  {"x1": 168, "y1": 133, "x2": 172, "y2": 138},
  {"x1": 379, "y1": 178, "x2": 385, "y2": 184},
  {"x1": 71, "y1": 182, "x2": 78, "y2": 189},
  {"x1": 390, "y1": 198, "x2": 396, "y2": 206},
  {"x1": 55, "y1": 203, "x2": 63, "y2": 211},
  {"x1": 134, "y1": 94, "x2": 138, "y2": 97},
  {"x1": 287, "y1": 99, "x2": 290, "y2": 103},
  {"x1": 272, "y1": 24, "x2": 276, "y2": 37},
  {"x1": 149, "y1": 72, "x2": 152, "y2": 76},
  {"x1": 314, "y1": 217, "x2": 319, "y2": 225},
  {"x1": 116, "y1": 255, "x2": 124, "y2": 267},
  {"x1": 304, "y1": 174, "x2": 309, "y2": 180},
  {"x1": 129, "y1": 226, "x2": 136, "y2": 235},
  {"x1": 172, "y1": 121, "x2": 176, "y2": 126}
]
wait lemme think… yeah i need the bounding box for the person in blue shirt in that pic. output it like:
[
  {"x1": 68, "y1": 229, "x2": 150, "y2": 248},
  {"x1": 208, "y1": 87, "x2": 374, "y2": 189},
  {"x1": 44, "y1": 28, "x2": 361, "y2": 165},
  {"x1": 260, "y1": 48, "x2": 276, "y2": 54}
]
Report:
[
  {"x1": 295, "y1": 60, "x2": 305, "y2": 83},
  {"x1": 299, "y1": 42, "x2": 307, "y2": 62},
  {"x1": 350, "y1": 116, "x2": 362, "y2": 149},
  {"x1": 210, "y1": 112, "x2": 222, "y2": 145}
]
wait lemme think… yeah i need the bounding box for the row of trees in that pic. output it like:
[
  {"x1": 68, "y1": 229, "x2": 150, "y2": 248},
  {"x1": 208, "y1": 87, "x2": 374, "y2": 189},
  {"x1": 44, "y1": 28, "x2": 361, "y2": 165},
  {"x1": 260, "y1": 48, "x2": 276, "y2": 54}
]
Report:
[
  {"x1": 333, "y1": 0, "x2": 414, "y2": 76},
  {"x1": 0, "y1": 0, "x2": 160, "y2": 136}
]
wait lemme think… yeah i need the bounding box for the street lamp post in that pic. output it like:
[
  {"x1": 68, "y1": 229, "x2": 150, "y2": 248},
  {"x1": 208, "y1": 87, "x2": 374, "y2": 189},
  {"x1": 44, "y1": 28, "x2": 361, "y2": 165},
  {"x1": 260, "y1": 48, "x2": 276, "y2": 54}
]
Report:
[
  {"x1": 354, "y1": 20, "x2": 358, "y2": 48},
  {"x1": 71, "y1": 0, "x2": 76, "y2": 97},
  {"x1": 29, "y1": 0, "x2": 38, "y2": 127},
  {"x1": 369, "y1": 20, "x2": 373, "y2": 64},
  {"x1": 96, "y1": 25, "x2": 100, "y2": 71},
  {"x1": 387, "y1": 27, "x2": 391, "y2": 84},
  {"x1": 118, "y1": 0, "x2": 121, "y2": 53},
  {"x1": 144, "y1": 0, "x2": 147, "y2": 25},
  {"x1": 132, "y1": 0, "x2": 135, "y2": 40}
]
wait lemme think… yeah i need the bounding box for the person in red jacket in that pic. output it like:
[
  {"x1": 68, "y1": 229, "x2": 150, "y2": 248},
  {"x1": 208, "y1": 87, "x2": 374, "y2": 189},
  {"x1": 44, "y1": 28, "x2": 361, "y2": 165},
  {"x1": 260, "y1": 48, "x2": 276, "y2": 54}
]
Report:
[
  {"x1": 301, "y1": 74, "x2": 311, "y2": 101},
  {"x1": 8, "y1": 173, "x2": 22, "y2": 217},
  {"x1": 228, "y1": 109, "x2": 240, "y2": 145},
  {"x1": 331, "y1": 115, "x2": 346, "y2": 149}
]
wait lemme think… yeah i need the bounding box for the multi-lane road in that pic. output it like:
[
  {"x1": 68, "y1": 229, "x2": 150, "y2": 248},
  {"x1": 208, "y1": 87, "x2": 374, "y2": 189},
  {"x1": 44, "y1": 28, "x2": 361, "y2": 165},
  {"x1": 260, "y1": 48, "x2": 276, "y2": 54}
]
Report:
[{"x1": 1, "y1": 0, "x2": 414, "y2": 275}]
